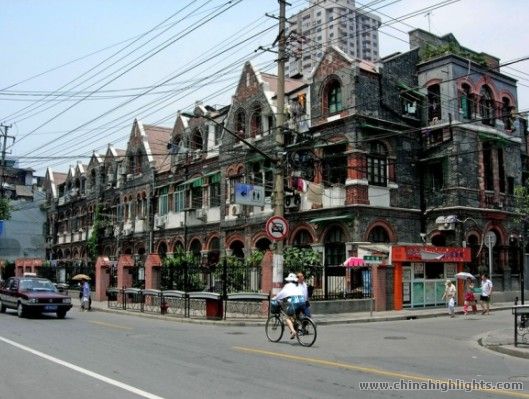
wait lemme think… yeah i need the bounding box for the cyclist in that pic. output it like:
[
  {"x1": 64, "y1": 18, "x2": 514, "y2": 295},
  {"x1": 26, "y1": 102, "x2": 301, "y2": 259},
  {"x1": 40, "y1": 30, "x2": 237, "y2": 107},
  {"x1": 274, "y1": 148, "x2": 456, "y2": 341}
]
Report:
[
  {"x1": 296, "y1": 271, "x2": 311, "y2": 317},
  {"x1": 272, "y1": 273, "x2": 305, "y2": 339}
]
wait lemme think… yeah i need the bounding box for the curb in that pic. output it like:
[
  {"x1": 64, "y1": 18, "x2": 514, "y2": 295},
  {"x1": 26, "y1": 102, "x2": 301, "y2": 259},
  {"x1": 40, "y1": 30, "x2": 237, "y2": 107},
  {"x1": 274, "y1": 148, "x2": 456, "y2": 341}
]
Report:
[{"x1": 477, "y1": 336, "x2": 529, "y2": 360}]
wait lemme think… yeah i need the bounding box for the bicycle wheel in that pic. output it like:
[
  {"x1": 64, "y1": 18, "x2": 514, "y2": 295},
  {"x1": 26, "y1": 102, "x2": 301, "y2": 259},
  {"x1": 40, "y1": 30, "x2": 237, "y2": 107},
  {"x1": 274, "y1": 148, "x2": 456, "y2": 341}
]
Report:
[
  {"x1": 296, "y1": 317, "x2": 317, "y2": 347},
  {"x1": 265, "y1": 315, "x2": 284, "y2": 342}
]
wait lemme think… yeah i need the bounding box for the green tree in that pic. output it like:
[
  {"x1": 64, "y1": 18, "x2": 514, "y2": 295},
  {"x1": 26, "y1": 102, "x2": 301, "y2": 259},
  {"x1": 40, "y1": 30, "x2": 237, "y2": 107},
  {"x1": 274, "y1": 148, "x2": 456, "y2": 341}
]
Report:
[
  {"x1": 86, "y1": 205, "x2": 104, "y2": 263},
  {"x1": 283, "y1": 246, "x2": 322, "y2": 278},
  {"x1": 0, "y1": 197, "x2": 11, "y2": 220},
  {"x1": 514, "y1": 185, "x2": 529, "y2": 232}
]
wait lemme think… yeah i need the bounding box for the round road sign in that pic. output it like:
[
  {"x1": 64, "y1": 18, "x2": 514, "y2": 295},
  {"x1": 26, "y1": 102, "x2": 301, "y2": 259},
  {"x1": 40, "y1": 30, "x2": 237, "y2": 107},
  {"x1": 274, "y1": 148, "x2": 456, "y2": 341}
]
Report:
[
  {"x1": 265, "y1": 216, "x2": 289, "y2": 241},
  {"x1": 484, "y1": 231, "x2": 497, "y2": 248}
]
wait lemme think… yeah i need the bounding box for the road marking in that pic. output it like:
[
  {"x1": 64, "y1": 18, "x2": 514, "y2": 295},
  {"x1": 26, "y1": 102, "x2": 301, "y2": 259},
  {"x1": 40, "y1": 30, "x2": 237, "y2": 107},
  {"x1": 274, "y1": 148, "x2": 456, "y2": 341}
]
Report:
[
  {"x1": 0, "y1": 335, "x2": 165, "y2": 399},
  {"x1": 233, "y1": 346, "x2": 529, "y2": 398},
  {"x1": 89, "y1": 320, "x2": 134, "y2": 330}
]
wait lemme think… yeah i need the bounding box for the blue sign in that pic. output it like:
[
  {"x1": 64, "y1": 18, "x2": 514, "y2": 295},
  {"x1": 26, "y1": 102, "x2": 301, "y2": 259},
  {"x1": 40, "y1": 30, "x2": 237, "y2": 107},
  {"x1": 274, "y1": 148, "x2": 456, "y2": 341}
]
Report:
[
  {"x1": 234, "y1": 183, "x2": 265, "y2": 206},
  {"x1": 0, "y1": 220, "x2": 3, "y2": 237}
]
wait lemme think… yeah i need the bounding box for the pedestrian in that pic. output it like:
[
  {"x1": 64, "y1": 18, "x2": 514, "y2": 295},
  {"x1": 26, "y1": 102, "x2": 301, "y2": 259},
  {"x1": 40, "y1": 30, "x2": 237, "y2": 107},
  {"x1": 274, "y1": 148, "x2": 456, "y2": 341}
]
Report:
[
  {"x1": 463, "y1": 277, "x2": 477, "y2": 315},
  {"x1": 296, "y1": 271, "x2": 311, "y2": 317},
  {"x1": 272, "y1": 273, "x2": 305, "y2": 339},
  {"x1": 480, "y1": 273, "x2": 493, "y2": 315},
  {"x1": 80, "y1": 278, "x2": 91, "y2": 311},
  {"x1": 442, "y1": 279, "x2": 456, "y2": 317}
]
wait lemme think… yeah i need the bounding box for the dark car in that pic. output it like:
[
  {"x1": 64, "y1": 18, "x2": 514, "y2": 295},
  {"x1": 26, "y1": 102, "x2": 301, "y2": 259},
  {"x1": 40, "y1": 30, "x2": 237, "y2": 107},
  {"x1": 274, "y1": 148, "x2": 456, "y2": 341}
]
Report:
[{"x1": 0, "y1": 276, "x2": 73, "y2": 319}]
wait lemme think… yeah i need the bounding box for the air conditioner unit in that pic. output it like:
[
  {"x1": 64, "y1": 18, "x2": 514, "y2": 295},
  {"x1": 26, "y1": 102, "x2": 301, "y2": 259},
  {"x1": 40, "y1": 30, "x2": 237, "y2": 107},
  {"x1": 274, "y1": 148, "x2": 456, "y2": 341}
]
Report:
[
  {"x1": 126, "y1": 174, "x2": 133, "y2": 181},
  {"x1": 196, "y1": 208, "x2": 207, "y2": 221},
  {"x1": 155, "y1": 215, "x2": 166, "y2": 228},
  {"x1": 229, "y1": 204, "x2": 242, "y2": 217},
  {"x1": 285, "y1": 193, "x2": 301, "y2": 209}
]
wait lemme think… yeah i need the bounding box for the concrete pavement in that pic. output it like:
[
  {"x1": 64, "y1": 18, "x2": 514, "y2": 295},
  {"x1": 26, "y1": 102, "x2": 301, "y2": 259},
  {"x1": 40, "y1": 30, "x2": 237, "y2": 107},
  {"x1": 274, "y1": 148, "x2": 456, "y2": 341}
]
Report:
[{"x1": 74, "y1": 296, "x2": 529, "y2": 359}]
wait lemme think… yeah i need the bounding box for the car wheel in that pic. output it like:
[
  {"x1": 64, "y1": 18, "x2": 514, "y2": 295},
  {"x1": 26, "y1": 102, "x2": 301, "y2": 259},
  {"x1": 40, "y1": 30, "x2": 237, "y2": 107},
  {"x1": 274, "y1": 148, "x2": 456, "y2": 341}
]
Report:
[
  {"x1": 17, "y1": 303, "x2": 26, "y2": 318},
  {"x1": 57, "y1": 310, "x2": 67, "y2": 319},
  {"x1": 0, "y1": 301, "x2": 6, "y2": 313}
]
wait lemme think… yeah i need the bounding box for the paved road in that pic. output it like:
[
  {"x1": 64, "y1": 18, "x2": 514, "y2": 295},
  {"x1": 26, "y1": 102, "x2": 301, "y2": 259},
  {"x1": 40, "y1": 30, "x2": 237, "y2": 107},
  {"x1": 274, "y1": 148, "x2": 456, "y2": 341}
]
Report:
[{"x1": 0, "y1": 306, "x2": 527, "y2": 399}]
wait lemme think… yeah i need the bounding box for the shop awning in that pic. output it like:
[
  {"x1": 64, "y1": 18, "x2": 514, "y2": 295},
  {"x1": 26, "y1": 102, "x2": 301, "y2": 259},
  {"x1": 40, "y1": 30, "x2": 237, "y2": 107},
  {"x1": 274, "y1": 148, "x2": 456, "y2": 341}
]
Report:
[{"x1": 309, "y1": 215, "x2": 352, "y2": 224}]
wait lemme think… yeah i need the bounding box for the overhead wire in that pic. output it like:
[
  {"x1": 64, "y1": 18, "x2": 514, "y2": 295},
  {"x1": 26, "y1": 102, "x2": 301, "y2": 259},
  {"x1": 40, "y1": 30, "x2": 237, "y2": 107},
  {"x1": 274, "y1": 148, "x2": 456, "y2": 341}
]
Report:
[
  {"x1": 15, "y1": 0, "x2": 244, "y2": 160},
  {"x1": 1, "y1": 0, "x2": 205, "y2": 123}
]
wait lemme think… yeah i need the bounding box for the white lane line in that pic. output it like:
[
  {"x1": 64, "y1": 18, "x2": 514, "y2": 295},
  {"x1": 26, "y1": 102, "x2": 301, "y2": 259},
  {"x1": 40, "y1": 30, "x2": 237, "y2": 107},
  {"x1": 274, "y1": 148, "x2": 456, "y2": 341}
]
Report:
[{"x1": 0, "y1": 335, "x2": 165, "y2": 399}]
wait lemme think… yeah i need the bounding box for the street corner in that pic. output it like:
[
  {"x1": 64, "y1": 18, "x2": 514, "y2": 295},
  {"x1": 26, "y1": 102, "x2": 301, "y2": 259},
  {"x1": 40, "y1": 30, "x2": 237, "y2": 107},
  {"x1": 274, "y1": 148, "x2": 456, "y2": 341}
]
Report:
[{"x1": 477, "y1": 328, "x2": 529, "y2": 360}]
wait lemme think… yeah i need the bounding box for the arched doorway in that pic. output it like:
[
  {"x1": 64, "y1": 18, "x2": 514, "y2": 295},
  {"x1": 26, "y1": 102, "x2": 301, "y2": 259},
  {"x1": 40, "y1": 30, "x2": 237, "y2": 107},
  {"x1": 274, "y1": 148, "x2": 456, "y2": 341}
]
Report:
[{"x1": 229, "y1": 240, "x2": 245, "y2": 260}]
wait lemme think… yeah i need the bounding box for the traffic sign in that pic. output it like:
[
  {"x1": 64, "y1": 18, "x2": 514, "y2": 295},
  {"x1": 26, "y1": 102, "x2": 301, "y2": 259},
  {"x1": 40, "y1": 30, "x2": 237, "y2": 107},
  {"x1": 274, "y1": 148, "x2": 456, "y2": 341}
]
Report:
[
  {"x1": 484, "y1": 231, "x2": 497, "y2": 248},
  {"x1": 234, "y1": 183, "x2": 265, "y2": 206},
  {"x1": 265, "y1": 216, "x2": 289, "y2": 241}
]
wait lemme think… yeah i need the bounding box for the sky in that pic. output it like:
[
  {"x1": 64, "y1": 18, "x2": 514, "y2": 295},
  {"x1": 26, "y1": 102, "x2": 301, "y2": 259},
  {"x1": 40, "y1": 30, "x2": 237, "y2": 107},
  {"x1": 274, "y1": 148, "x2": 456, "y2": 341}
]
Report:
[{"x1": 1, "y1": 0, "x2": 528, "y2": 177}]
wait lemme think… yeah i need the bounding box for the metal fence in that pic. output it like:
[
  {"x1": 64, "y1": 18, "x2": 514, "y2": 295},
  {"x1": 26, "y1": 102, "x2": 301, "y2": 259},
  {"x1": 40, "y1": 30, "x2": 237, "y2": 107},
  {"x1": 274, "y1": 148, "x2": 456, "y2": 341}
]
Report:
[
  {"x1": 306, "y1": 265, "x2": 373, "y2": 301},
  {"x1": 160, "y1": 263, "x2": 261, "y2": 295},
  {"x1": 105, "y1": 287, "x2": 270, "y2": 320}
]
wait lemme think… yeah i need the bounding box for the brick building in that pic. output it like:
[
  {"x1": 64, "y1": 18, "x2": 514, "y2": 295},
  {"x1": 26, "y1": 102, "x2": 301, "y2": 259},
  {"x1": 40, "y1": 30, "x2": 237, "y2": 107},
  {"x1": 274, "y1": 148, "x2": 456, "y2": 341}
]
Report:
[{"x1": 42, "y1": 30, "x2": 528, "y2": 309}]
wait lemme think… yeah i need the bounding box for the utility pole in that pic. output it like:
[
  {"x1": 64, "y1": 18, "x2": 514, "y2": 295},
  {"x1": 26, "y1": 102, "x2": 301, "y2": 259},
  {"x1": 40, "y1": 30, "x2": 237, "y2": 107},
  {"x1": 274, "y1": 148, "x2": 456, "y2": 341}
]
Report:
[
  {"x1": 0, "y1": 123, "x2": 15, "y2": 198},
  {"x1": 272, "y1": 0, "x2": 287, "y2": 294}
]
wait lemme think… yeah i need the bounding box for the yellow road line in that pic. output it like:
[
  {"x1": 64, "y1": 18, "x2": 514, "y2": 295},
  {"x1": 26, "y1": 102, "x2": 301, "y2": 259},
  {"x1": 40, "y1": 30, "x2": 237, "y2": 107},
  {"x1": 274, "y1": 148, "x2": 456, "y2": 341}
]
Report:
[
  {"x1": 233, "y1": 346, "x2": 529, "y2": 398},
  {"x1": 89, "y1": 320, "x2": 134, "y2": 331}
]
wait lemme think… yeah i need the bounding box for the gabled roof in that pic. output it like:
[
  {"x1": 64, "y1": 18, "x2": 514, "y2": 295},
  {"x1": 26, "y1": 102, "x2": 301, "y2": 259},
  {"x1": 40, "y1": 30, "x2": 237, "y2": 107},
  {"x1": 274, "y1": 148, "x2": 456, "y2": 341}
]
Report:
[
  {"x1": 104, "y1": 144, "x2": 125, "y2": 163},
  {"x1": 309, "y1": 45, "x2": 379, "y2": 79},
  {"x1": 142, "y1": 123, "x2": 172, "y2": 172},
  {"x1": 44, "y1": 168, "x2": 67, "y2": 199},
  {"x1": 88, "y1": 151, "x2": 103, "y2": 168}
]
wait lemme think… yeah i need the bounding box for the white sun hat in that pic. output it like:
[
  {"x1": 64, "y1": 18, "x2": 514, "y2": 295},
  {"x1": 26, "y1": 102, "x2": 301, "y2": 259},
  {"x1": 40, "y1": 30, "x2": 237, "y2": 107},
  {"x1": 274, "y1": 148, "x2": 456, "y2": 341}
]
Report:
[{"x1": 285, "y1": 273, "x2": 298, "y2": 282}]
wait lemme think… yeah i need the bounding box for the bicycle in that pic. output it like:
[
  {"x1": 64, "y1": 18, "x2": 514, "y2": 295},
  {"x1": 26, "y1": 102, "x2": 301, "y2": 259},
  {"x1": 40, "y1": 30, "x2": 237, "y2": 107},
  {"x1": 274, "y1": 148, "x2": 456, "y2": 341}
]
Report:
[{"x1": 265, "y1": 299, "x2": 317, "y2": 347}]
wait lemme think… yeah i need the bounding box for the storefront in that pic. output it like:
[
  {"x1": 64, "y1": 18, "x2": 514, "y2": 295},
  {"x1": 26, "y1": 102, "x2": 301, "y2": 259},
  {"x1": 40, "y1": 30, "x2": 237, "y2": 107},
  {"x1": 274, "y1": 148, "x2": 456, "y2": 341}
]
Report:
[{"x1": 392, "y1": 245, "x2": 471, "y2": 310}]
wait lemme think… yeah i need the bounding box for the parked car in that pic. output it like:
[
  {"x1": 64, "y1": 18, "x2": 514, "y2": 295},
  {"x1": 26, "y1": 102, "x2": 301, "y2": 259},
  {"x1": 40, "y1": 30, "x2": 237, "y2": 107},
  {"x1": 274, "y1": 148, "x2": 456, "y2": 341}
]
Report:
[{"x1": 0, "y1": 276, "x2": 73, "y2": 319}]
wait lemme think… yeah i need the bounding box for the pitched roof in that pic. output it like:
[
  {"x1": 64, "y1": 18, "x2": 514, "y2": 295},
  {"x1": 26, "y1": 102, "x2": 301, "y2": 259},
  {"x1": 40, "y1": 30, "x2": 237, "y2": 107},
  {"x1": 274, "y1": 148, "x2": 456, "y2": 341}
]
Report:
[
  {"x1": 260, "y1": 72, "x2": 306, "y2": 95},
  {"x1": 143, "y1": 124, "x2": 172, "y2": 172}
]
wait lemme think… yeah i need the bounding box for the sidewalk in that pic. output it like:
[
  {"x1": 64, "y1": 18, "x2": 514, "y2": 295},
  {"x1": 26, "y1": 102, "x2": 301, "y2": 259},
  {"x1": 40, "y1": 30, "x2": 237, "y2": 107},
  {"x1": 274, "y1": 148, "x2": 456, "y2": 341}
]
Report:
[{"x1": 77, "y1": 297, "x2": 529, "y2": 359}]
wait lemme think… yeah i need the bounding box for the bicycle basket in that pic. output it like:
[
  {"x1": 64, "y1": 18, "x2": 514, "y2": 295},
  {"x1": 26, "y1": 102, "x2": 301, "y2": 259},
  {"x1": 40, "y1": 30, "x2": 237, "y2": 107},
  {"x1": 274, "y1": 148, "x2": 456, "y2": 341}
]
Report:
[{"x1": 270, "y1": 300, "x2": 280, "y2": 314}]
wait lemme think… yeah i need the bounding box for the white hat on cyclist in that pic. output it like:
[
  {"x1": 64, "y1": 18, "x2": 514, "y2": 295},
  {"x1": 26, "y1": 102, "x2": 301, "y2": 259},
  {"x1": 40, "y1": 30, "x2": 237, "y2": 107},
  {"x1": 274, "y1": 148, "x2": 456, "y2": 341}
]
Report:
[{"x1": 285, "y1": 273, "x2": 298, "y2": 283}]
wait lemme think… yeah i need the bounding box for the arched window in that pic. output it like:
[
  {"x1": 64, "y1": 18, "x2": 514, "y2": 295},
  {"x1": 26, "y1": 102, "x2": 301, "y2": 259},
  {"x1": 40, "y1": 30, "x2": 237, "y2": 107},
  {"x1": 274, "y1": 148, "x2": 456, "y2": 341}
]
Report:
[
  {"x1": 292, "y1": 229, "x2": 313, "y2": 249},
  {"x1": 460, "y1": 83, "x2": 473, "y2": 119},
  {"x1": 250, "y1": 104, "x2": 262, "y2": 138},
  {"x1": 323, "y1": 79, "x2": 342, "y2": 114},
  {"x1": 367, "y1": 141, "x2": 387, "y2": 187},
  {"x1": 479, "y1": 85, "x2": 495, "y2": 126},
  {"x1": 368, "y1": 226, "x2": 389, "y2": 243},
  {"x1": 427, "y1": 84, "x2": 441, "y2": 121}
]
